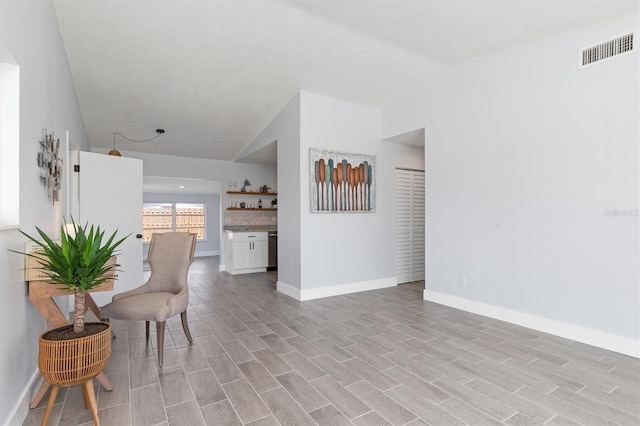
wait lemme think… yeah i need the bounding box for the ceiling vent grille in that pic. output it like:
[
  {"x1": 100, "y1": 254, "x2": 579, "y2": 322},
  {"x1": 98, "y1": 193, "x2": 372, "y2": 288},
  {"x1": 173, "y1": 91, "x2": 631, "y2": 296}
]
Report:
[{"x1": 579, "y1": 33, "x2": 635, "y2": 69}]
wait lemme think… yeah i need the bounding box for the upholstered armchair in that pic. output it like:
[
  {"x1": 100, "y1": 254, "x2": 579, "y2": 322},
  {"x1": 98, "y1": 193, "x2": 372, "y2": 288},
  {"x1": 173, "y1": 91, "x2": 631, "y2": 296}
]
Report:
[{"x1": 101, "y1": 232, "x2": 197, "y2": 366}]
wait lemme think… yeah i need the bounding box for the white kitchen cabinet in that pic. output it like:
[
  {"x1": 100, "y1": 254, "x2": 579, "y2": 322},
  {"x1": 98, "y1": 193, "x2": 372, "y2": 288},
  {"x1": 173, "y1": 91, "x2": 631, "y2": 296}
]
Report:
[{"x1": 225, "y1": 231, "x2": 268, "y2": 275}]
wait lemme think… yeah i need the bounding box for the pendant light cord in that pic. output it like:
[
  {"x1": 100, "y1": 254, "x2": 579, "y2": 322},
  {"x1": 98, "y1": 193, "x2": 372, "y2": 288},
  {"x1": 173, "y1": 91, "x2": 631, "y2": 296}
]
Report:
[{"x1": 113, "y1": 130, "x2": 164, "y2": 150}]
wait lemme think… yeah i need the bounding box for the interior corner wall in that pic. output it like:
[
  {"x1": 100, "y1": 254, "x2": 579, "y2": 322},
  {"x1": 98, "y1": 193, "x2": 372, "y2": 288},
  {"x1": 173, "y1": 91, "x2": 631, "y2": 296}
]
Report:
[
  {"x1": 250, "y1": 93, "x2": 302, "y2": 290},
  {"x1": 0, "y1": 0, "x2": 90, "y2": 424},
  {"x1": 382, "y1": 16, "x2": 639, "y2": 354}
]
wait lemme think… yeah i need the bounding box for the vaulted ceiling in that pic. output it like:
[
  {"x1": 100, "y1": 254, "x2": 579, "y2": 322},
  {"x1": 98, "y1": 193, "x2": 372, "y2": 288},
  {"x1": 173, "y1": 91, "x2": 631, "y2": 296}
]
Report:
[{"x1": 52, "y1": 0, "x2": 637, "y2": 161}]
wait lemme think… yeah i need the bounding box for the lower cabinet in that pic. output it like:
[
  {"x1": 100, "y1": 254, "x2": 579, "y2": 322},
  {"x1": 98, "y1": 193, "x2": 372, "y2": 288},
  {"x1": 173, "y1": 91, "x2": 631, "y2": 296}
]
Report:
[{"x1": 225, "y1": 232, "x2": 268, "y2": 275}]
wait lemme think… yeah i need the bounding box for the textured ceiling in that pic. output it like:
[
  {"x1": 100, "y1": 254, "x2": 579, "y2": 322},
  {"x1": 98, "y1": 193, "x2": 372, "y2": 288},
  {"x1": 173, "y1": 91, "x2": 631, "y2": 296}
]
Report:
[
  {"x1": 143, "y1": 176, "x2": 221, "y2": 194},
  {"x1": 52, "y1": 0, "x2": 638, "y2": 162}
]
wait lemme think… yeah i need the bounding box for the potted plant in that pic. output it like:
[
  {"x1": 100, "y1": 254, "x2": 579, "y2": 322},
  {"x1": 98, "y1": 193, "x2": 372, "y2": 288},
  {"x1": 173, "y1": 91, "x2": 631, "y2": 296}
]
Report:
[
  {"x1": 17, "y1": 220, "x2": 127, "y2": 334},
  {"x1": 12, "y1": 220, "x2": 127, "y2": 425}
]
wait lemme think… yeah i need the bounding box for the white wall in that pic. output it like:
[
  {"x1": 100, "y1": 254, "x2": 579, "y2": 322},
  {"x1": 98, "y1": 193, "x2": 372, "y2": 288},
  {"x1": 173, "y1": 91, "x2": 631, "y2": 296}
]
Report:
[
  {"x1": 142, "y1": 192, "x2": 221, "y2": 258},
  {"x1": 0, "y1": 1, "x2": 89, "y2": 423},
  {"x1": 249, "y1": 93, "x2": 302, "y2": 290},
  {"x1": 383, "y1": 16, "x2": 639, "y2": 356},
  {"x1": 299, "y1": 92, "x2": 387, "y2": 293}
]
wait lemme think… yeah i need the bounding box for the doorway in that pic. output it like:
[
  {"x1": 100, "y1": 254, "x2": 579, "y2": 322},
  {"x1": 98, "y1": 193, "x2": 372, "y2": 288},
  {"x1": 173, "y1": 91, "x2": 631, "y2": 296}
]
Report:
[
  {"x1": 142, "y1": 177, "x2": 222, "y2": 260},
  {"x1": 395, "y1": 168, "x2": 425, "y2": 284}
]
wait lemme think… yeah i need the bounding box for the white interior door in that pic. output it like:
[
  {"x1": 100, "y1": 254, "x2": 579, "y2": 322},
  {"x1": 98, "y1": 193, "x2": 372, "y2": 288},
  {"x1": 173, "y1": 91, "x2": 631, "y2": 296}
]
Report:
[
  {"x1": 395, "y1": 169, "x2": 425, "y2": 284},
  {"x1": 77, "y1": 151, "x2": 143, "y2": 306}
]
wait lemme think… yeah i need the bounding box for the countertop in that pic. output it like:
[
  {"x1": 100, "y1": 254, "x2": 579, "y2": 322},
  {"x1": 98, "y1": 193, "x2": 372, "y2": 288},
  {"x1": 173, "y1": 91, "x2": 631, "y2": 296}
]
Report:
[{"x1": 224, "y1": 225, "x2": 277, "y2": 233}]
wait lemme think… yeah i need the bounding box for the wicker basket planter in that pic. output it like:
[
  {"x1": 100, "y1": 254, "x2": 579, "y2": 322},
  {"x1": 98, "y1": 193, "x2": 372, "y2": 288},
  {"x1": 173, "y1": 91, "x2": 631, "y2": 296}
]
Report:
[
  {"x1": 39, "y1": 322, "x2": 111, "y2": 426},
  {"x1": 39, "y1": 322, "x2": 111, "y2": 385}
]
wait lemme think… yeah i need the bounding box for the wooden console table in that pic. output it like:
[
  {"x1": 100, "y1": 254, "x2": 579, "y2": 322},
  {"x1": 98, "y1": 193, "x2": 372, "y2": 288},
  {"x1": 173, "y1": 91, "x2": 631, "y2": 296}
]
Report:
[{"x1": 27, "y1": 259, "x2": 116, "y2": 409}]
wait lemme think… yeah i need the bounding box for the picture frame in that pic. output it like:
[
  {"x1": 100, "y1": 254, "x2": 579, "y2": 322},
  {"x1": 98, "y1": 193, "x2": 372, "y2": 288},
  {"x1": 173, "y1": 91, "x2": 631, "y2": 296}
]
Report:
[{"x1": 309, "y1": 148, "x2": 375, "y2": 213}]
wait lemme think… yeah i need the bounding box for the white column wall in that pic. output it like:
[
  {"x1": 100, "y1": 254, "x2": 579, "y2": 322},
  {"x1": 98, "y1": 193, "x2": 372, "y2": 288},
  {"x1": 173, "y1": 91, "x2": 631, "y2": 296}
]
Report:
[
  {"x1": 248, "y1": 94, "x2": 302, "y2": 291},
  {"x1": 295, "y1": 91, "x2": 424, "y2": 299}
]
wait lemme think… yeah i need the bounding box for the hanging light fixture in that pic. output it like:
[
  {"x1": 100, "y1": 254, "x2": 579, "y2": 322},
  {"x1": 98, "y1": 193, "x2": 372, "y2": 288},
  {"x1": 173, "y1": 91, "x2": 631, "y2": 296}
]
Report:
[{"x1": 109, "y1": 129, "x2": 165, "y2": 156}]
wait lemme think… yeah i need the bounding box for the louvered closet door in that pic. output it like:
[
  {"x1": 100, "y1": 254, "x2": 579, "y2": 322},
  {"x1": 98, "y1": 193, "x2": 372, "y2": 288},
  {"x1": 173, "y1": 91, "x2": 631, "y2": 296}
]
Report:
[
  {"x1": 412, "y1": 171, "x2": 425, "y2": 281},
  {"x1": 395, "y1": 169, "x2": 425, "y2": 284}
]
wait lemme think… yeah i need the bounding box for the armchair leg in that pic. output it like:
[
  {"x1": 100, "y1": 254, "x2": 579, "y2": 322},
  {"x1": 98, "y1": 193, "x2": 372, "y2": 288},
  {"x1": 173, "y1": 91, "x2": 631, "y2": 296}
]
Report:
[
  {"x1": 156, "y1": 321, "x2": 165, "y2": 367},
  {"x1": 145, "y1": 321, "x2": 150, "y2": 340},
  {"x1": 181, "y1": 311, "x2": 193, "y2": 343}
]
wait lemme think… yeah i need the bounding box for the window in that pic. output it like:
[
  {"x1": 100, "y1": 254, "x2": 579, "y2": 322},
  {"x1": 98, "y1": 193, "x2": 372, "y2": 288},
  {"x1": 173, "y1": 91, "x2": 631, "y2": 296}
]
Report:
[
  {"x1": 142, "y1": 202, "x2": 205, "y2": 241},
  {"x1": 0, "y1": 44, "x2": 20, "y2": 229}
]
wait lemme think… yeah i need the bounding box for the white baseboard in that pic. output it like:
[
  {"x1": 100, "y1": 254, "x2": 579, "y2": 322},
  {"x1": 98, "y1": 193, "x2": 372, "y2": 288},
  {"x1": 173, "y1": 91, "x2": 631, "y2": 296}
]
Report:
[
  {"x1": 278, "y1": 277, "x2": 397, "y2": 301},
  {"x1": 277, "y1": 281, "x2": 301, "y2": 300},
  {"x1": 424, "y1": 289, "x2": 640, "y2": 358},
  {"x1": 195, "y1": 250, "x2": 219, "y2": 257},
  {"x1": 218, "y1": 264, "x2": 225, "y2": 272},
  {"x1": 228, "y1": 267, "x2": 267, "y2": 275},
  {"x1": 8, "y1": 369, "x2": 41, "y2": 426}
]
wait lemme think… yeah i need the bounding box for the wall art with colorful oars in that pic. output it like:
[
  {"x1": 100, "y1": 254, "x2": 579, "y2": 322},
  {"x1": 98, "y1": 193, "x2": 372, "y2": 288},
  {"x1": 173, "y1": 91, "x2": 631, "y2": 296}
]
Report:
[{"x1": 309, "y1": 148, "x2": 375, "y2": 213}]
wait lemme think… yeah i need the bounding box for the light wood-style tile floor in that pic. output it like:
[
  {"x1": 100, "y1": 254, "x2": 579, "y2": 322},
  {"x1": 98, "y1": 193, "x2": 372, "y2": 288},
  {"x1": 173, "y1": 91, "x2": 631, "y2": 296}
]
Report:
[{"x1": 24, "y1": 257, "x2": 640, "y2": 425}]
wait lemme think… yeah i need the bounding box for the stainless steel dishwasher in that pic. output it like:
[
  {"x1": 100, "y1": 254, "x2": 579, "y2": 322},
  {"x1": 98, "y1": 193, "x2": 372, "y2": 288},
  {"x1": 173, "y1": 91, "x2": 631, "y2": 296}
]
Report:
[{"x1": 267, "y1": 231, "x2": 277, "y2": 270}]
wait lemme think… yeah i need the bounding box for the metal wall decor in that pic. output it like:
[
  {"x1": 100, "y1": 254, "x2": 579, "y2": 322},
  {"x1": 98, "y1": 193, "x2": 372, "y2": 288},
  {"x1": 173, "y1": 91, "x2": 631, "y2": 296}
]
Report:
[
  {"x1": 309, "y1": 148, "x2": 375, "y2": 213},
  {"x1": 38, "y1": 129, "x2": 63, "y2": 204}
]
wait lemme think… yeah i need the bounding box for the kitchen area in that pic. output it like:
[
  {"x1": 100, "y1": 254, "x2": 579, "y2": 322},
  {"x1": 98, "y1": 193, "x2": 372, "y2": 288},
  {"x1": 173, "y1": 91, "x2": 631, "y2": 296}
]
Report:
[{"x1": 223, "y1": 185, "x2": 278, "y2": 275}]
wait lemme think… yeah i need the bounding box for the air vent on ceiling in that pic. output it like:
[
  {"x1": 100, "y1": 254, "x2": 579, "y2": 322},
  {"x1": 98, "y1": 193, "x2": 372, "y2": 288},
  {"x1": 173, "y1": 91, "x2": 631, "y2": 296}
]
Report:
[{"x1": 579, "y1": 33, "x2": 635, "y2": 69}]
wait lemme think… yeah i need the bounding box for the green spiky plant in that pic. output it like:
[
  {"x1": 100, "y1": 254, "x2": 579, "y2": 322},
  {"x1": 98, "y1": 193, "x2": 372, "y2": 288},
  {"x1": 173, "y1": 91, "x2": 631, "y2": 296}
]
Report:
[{"x1": 14, "y1": 220, "x2": 128, "y2": 334}]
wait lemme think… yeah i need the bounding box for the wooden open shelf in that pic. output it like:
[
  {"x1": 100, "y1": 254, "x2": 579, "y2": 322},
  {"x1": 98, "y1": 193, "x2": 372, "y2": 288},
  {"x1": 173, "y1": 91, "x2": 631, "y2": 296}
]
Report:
[{"x1": 227, "y1": 191, "x2": 277, "y2": 196}]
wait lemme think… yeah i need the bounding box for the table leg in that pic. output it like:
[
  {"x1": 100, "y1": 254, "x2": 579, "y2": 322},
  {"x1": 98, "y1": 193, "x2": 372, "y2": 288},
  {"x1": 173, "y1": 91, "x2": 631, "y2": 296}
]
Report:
[
  {"x1": 28, "y1": 296, "x2": 68, "y2": 328},
  {"x1": 96, "y1": 371, "x2": 113, "y2": 391},
  {"x1": 83, "y1": 380, "x2": 100, "y2": 426},
  {"x1": 27, "y1": 296, "x2": 67, "y2": 409},
  {"x1": 41, "y1": 385, "x2": 59, "y2": 426},
  {"x1": 90, "y1": 290, "x2": 113, "y2": 392},
  {"x1": 29, "y1": 380, "x2": 50, "y2": 409},
  {"x1": 85, "y1": 293, "x2": 101, "y2": 320}
]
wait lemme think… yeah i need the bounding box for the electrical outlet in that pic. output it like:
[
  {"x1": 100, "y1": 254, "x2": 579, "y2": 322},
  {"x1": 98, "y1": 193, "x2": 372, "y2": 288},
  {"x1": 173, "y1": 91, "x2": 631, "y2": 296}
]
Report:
[{"x1": 458, "y1": 275, "x2": 467, "y2": 287}]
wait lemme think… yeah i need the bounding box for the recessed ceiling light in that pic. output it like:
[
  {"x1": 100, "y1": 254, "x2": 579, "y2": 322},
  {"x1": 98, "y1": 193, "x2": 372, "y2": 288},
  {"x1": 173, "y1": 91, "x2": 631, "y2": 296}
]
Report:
[{"x1": 179, "y1": 185, "x2": 185, "y2": 189}]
